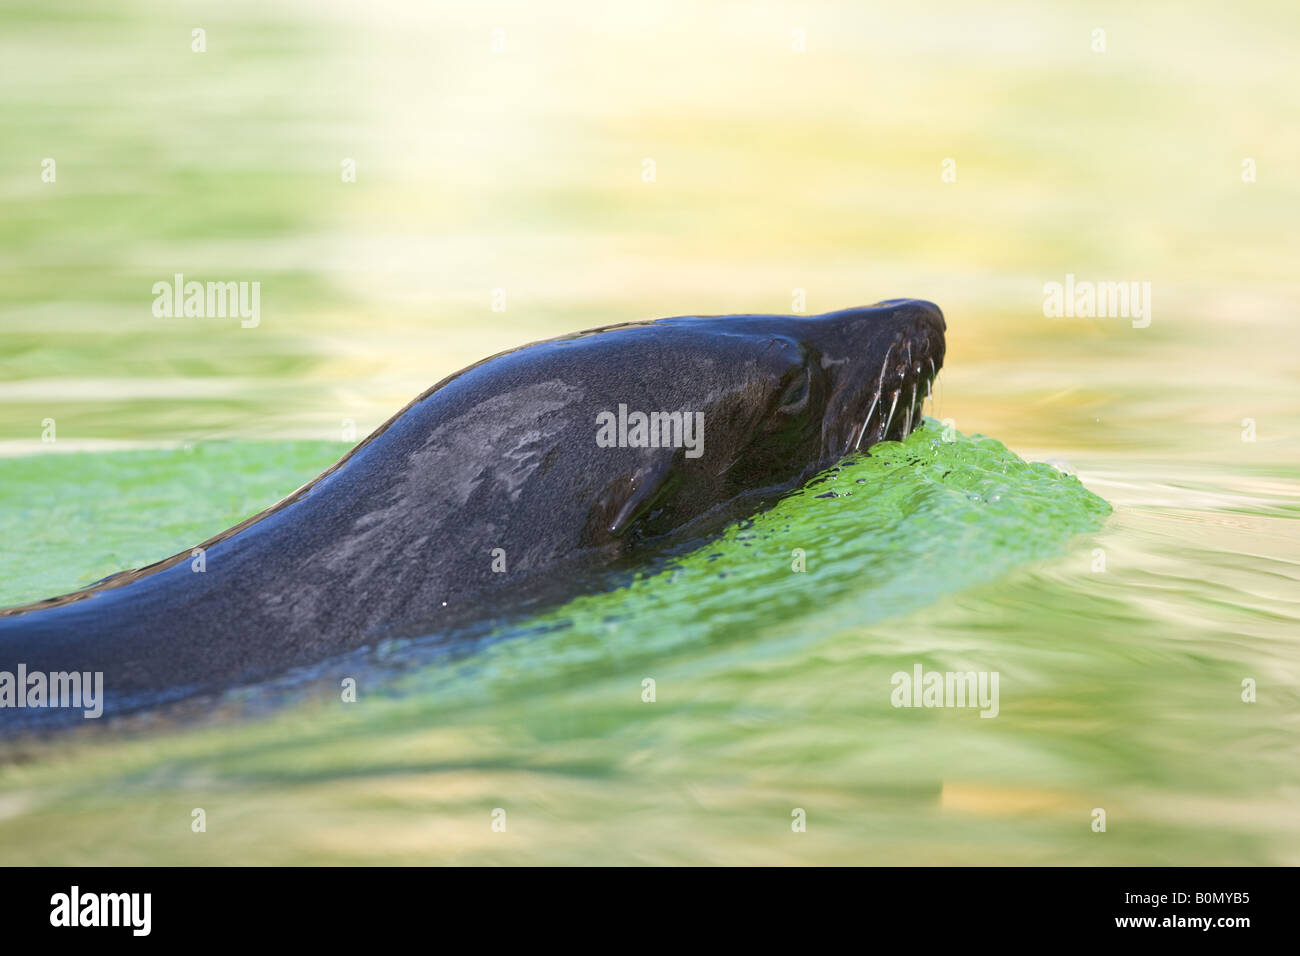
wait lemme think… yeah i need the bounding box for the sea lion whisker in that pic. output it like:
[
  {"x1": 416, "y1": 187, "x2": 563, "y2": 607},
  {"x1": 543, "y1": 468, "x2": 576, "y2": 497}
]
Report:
[
  {"x1": 875, "y1": 344, "x2": 894, "y2": 398},
  {"x1": 854, "y1": 391, "x2": 880, "y2": 451},
  {"x1": 881, "y1": 388, "x2": 900, "y2": 440}
]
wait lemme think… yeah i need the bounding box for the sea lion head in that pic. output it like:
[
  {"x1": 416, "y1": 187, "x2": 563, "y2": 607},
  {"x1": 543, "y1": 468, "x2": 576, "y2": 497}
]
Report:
[
  {"x1": 802, "y1": 298, "x2": 947, "y2": 460},
  {"x1": 586, "y1": 299, "x2": 946, "y2": 542},
  {"x1": 692, "y1": 298, "x2": 947, "y2": 471}
]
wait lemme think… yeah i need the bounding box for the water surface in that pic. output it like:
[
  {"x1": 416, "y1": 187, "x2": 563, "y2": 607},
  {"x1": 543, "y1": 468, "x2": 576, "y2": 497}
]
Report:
[{"x1": 1, "y1": 0, "x2": 1297, "y2": 864}]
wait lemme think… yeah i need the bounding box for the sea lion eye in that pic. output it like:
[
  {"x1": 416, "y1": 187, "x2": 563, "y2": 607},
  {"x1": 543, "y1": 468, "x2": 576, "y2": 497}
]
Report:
[{"x1": 777, "y1": 369, "x2": 809, "y2": 410}]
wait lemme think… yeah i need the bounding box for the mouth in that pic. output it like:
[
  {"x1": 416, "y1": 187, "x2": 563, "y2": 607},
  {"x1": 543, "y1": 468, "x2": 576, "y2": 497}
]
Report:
[{"x1": 846, "y1": 322, "x2": 945, "y2": 454}]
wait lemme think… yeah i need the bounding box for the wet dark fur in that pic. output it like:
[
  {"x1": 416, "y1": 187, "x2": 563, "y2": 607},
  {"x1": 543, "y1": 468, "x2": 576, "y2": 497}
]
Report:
[{"x1": 0, "y1": 300, "x2": 945, "y2": 718}]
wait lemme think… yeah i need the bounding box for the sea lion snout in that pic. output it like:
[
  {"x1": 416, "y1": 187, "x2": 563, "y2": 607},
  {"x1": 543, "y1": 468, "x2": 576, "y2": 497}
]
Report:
[
  {"x1": 871, "y1": 297, "x2": 947, "y2": 332},
  {"x1": 799, "y1": 299, "x2": 946, "y2": 458}
]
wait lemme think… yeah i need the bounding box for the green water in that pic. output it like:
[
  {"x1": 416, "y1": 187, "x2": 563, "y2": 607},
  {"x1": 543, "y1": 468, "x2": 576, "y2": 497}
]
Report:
[
  {"x1": 2, "y1": 0, "x2": 1298, "y2": 864},
  {"x1": 0, "y1": 423, "x2": 1127, "y2": 865},
  {"x1": 2, "y1": 422, "x2": 1295, "y2": 865}
]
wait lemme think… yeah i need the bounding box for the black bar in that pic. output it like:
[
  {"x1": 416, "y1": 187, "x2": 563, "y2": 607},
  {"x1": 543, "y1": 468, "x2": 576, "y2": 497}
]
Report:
[{"x1": 0, "y1": 866, "x2": 1278, "y2": 940}]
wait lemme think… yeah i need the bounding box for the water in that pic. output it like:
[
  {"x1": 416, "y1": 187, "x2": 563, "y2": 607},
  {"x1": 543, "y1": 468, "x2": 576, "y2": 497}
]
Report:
[
  {"x1": 1, "y1": 422, "x2": 1293, "y2": 865},
  {"x1": 1, "y1": 0, "x2": 1297, "y2": 864}
]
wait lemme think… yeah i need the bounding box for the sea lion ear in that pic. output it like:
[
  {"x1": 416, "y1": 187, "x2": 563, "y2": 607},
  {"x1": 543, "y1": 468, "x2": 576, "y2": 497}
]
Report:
[{"x1": 607, "y1": 451, "x2": 679, "y2": 538}]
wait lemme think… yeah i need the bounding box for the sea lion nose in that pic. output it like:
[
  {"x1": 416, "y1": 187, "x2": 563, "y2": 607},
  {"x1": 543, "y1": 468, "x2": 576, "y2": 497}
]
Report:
[
  {"x1": 872, "y1": 298, "x2": 945, "y2": 334},
  {"x1": 810, "y1": 300, "x2": 946, "y2": 348},
  {"x1": 911, "y1": 299, "x2": 946, "y2": 333}
]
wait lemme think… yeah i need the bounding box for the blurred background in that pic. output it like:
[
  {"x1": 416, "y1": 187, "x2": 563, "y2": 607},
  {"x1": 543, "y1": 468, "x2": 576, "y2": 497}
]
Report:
[
  {"x1": 0, "y1": 0, "x2": 1297, "y2": 864},
  {"x1": 3, "y1": 0, "x2": 1296, "y2": 452}
]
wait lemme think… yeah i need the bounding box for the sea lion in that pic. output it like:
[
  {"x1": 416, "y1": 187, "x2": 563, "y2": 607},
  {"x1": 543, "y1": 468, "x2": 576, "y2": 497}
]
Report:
[{"x1": 0, "y1": 299, "x2": 945, "y2": 719}]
